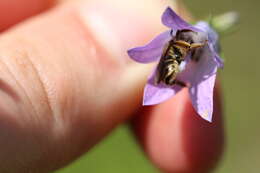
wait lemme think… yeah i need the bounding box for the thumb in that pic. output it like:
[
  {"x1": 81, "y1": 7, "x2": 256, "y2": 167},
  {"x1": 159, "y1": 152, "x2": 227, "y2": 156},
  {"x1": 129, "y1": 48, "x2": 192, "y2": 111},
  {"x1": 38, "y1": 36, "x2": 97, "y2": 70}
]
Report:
[{"x1": 0, "y1": 0, "x2": 173, "y2": 172}]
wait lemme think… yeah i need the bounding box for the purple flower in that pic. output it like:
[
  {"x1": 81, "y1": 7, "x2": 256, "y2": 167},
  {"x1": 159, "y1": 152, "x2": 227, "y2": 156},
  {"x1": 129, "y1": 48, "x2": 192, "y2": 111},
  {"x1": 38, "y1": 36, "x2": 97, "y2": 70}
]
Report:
[{"x1": 127, "y1": 7, "x2": 224, "y2": 122}]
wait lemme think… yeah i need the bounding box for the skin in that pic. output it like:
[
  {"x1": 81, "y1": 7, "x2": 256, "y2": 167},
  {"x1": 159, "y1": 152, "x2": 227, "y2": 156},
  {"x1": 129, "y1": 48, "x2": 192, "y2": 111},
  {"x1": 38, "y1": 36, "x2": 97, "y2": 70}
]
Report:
[{"x1": 0, "y1": 0, "x2": 224, "y2": 172}]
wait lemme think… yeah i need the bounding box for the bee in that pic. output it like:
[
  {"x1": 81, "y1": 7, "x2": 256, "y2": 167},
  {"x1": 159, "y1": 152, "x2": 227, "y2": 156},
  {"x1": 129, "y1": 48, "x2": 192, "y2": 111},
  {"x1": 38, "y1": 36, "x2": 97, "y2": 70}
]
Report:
[{"x1": 155, "y1": 29, "x2": 207, "y2": 86}]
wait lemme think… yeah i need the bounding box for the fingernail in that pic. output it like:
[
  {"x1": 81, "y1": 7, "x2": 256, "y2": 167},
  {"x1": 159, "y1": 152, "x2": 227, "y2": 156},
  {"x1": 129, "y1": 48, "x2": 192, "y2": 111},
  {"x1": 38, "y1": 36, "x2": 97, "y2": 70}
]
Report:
[{"x1": 78, "y1": 0, "x2": 174, "y2": 62}]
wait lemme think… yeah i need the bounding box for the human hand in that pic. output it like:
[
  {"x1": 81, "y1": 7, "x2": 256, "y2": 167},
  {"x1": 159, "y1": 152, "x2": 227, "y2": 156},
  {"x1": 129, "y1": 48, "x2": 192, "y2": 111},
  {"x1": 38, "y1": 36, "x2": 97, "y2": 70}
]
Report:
[{"x1": 0, "y1": 0, "x2": 224, "y2": 172}]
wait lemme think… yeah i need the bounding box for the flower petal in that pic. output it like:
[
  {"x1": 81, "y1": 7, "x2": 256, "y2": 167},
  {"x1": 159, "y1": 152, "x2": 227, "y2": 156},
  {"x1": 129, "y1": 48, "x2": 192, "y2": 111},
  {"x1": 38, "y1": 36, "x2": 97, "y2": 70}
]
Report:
[
  {"x1": 195, "y1": 21, "x2": 224, "y2": 68},
  {"x1": 161, "y1": 7, "x2": 201, "y2": 32},
  {"x1": 188, "y1": 44, "x2": 218, "y2": 122},
  {"x1": 195, "y1": 21, "x2": 219, "y2": 45},
  {"x1": 214, "y1": 53, "x2": 224, "y2": 68},
  {"x1": 177, "y1": 44, "x2": 218, "y2": 122},
  {"x1": 127, "y1": 31, "x2": 171, "y2": 63},
  {"x1": 143, "y1": 68, "x2": 182, "y2": 105},
  {"x1": 209, "y1": 44, "x2": 224, "y2": 68},
  {"x1": 189, "y1": 73, "x2": 216, "y2": 122}
]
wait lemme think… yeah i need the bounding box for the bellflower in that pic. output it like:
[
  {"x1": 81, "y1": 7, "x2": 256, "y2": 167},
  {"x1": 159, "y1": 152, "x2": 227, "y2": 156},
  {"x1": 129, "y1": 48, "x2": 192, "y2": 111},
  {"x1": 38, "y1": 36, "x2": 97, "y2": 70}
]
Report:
[{"x1": 127, "y1": 7, "x2": 224, "y2": 122}]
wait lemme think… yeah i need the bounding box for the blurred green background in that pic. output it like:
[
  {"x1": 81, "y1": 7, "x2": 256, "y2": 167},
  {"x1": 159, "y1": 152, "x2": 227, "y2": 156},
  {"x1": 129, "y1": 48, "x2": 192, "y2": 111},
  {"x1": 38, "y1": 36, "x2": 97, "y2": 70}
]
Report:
[{"x1": 56, "y1": 0, "x2": 260, "y2": 172}]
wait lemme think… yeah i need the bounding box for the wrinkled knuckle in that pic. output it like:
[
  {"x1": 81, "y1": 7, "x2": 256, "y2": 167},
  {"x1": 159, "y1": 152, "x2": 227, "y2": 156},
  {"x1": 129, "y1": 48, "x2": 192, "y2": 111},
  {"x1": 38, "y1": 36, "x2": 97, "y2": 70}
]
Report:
[
  {"x1": 0, "y1": 46, "x2": 56, "y2": 123},
  {"x1": 0, "y1": 49, "x2": 59, "y2": 172}
]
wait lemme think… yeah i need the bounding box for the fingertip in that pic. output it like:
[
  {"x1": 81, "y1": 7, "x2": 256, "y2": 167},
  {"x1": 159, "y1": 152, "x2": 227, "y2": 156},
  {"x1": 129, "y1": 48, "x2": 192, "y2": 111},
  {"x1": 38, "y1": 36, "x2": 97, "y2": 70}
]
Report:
[
  {"x1": 181, "y1": 86, "x2": 224, "y2": 172},
  {"x1": 132, "y1": 86, "x2": 224, "y2": 173}
]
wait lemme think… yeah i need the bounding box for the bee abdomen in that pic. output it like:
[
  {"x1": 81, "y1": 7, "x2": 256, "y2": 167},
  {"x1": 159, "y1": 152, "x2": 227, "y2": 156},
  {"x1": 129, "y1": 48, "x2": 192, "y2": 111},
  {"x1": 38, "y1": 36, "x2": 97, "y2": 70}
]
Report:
[
  {"x1": 164, "y1": 60, "x2": 179, "y2": 85},
  {"x1": 168, "y1": 48, "x2": 175, "y2": 57}
]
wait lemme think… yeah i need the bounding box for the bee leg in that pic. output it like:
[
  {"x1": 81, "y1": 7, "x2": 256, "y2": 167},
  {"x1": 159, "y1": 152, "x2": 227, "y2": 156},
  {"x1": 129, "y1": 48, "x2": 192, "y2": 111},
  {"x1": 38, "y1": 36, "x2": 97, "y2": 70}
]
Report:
[
  {"x1": 190, "y1": 43, "x2": 204, "y2": 49},
  {"x1": 190, "y1": 40, "x2": 208, "y2": 48}
]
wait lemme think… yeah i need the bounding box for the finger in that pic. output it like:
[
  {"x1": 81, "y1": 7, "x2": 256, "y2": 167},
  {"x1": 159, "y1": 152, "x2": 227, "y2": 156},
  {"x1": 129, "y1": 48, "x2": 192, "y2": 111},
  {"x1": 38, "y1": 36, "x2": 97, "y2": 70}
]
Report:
[
  {"x1": 132, "y1": 84, "x2": 224, "y2": 173},
  {"x1": 0, "y1": 0, "x2": 54, "y2": 31},
  {"x1": 0, "y1": 0, "x2": 174, "y2": 172}
]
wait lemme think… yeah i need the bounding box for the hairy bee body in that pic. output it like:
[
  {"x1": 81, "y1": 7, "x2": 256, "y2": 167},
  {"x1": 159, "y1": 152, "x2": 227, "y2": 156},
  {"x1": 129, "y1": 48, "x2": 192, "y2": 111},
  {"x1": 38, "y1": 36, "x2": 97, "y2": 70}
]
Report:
[
  {"x1": 156, "y1": 41, "x2": 182, "y2": 85},
  {"x1": 155, "y1": 29, "x2": 206, "y2": 86}
]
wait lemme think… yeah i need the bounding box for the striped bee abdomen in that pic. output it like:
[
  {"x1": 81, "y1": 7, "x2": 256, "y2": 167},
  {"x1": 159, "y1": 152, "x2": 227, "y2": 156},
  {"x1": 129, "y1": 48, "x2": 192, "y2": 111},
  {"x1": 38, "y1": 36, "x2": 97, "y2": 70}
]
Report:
[{"x1": 156, "y1": 45, "x2": 181, "y2": 85}]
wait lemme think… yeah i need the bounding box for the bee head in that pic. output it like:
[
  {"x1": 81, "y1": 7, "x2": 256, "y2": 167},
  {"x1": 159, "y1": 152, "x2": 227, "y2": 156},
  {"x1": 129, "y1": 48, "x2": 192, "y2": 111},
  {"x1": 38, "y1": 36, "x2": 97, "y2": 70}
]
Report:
[
  {"x1": 175, "y1": 29, "x2": 195, "y2": 44},
  {"x1": 175, "y1": 29, "x2": 208, "y2": 45}
]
